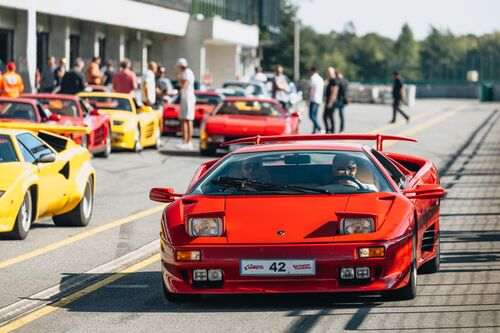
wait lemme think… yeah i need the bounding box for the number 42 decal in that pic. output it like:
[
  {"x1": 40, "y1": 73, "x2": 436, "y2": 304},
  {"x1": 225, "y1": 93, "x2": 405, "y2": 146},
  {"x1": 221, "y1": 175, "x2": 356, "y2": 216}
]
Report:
[{"x1": 269, "y1": 262, "x2": 286, "y2": 272}]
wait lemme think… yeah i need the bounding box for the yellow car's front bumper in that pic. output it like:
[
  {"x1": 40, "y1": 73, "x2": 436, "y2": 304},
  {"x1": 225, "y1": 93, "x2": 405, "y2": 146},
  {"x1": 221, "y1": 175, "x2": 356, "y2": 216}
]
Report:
[{"x1": 111, "y1": 127, "x2": 136, "y2": 150}]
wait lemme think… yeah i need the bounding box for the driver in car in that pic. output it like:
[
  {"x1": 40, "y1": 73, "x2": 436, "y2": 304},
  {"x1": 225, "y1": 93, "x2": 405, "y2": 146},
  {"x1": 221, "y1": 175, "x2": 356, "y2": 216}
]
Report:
[
  {"x1": 239, "y1": 157, "x2": 271, "y2": 183},
  {"x1": 329, "y1": 154, "x2": 377, "y2": 191}
]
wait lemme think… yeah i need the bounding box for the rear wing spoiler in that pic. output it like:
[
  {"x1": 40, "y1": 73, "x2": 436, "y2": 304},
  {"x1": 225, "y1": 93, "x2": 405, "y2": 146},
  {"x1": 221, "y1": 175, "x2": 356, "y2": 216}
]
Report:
[
  {"x1": 0, "y1": 122, "x2": 91, "y2": 135},
  {"x1": 221, "y1": 134, "x2": 417, "y2": 151}
]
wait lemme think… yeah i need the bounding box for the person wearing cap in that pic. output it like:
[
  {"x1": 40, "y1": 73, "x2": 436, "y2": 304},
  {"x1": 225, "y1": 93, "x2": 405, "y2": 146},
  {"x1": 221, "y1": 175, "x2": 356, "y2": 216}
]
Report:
[
  {"x1": 176, "y1": 58, "x2": 196, "y2": 150},
  {"x1": 0, "y1": 62, "x2": 24, "y2": 98}
]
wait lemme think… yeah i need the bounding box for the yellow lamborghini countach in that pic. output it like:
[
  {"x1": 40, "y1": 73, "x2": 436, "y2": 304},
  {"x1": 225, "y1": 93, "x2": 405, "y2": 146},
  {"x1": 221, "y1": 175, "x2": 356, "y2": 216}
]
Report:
[
  {"x1": 0, "y1": 123, "x2": 96, "y2": 239},
  {"x1": 78, "y1": 92, "x2": 162, "y2": 152}
]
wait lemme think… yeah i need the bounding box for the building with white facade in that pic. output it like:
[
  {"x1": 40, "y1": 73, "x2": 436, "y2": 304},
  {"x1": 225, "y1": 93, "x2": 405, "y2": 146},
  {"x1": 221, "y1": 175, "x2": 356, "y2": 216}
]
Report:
[{"x1": 0, "y1": 0, "x2": 279, "y2": 91}]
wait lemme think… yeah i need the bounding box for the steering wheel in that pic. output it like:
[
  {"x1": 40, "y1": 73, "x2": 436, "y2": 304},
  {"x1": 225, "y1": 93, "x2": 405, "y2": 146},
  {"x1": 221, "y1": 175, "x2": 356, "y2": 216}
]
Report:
[{"x1": 332, "y1": 175, "x2": 365, "y2": 190}]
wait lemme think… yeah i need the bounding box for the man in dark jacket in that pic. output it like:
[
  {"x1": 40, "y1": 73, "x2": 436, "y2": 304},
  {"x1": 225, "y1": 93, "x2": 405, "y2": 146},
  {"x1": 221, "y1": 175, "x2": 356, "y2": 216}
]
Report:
[
  {"x1": 391, "y1": 71, "x2": 410, "y2": 123},
  {"x1": 60, "y1": 58, "x2": 85, "y2": 95}
]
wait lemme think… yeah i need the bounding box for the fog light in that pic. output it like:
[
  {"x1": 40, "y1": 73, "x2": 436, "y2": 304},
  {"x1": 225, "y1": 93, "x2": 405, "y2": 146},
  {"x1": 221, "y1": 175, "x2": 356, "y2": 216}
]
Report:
[
  {"x1": 355, "y1": 267, "x2": 370, "y2": 279},
  {"x1": 176, "y1": 250, "x2": 201, "y2": 261},
  {"x1": 340, "y1": 267, "x2": 355, "y2": 279},
  {"x1": 207, "y1": 269, "x2": 223, "y2": 281},
  {"x1": 193, "y1": 269, "x2": 207, "y2": 281},
  {"x1": 358, "y1": 247, "x2": 385, "y2": 258}
]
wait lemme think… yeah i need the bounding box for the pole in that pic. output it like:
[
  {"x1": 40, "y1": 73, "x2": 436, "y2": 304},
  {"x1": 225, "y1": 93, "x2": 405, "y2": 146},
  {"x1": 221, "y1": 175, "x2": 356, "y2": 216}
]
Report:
[
  {"x1": 27, "y1": 0, "x2": 37, "y2": 92},
  {"x1": 293, "y1": 18, "x2": 300, "y2": 82}
]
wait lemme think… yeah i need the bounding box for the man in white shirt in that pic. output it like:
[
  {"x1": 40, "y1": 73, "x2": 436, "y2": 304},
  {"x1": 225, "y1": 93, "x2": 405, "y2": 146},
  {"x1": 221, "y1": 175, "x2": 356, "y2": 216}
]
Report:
[
  {"x1": 142, "y1": 61, "x2": 157, "y2": 106},
  {"x1": 307, "y1": 67, "x2": 325, "y2": 134},
  {"x1": 176, "y1": 58, "x2": 196, "y2": 150},
  {"x1": 250, "y1": 66, "x2": 267, "y2": 83}
]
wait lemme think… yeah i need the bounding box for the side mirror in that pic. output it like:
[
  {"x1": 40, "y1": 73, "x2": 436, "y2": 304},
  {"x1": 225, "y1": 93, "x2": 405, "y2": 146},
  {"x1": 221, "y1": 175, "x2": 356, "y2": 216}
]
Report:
[
  {"x1": 90, "y1": 109, "x2": 100, "y2": 116},
  {"x1": 49, "y1": 114, "x2": 62, "y2": 121},
  {"x1": 402, "y1": 184, "x2": 445, "y2": 200},
  {"x1": 36, "y1": 152, "x2": 56, "y2": 164},
  {"x1": 149, "y1": 187, "x2": 182, "y2": 203}
]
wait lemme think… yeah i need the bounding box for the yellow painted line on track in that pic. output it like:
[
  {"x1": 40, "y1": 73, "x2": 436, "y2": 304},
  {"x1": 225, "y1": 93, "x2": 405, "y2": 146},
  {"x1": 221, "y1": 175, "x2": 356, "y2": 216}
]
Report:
[
  {"x1": 384, "y1": 108, "x2": 461, "y2": 149},
  {"x1": 0, "y1": 206, "x2": 164, "y2": 270},
  {"x1": 368, "y1": 107, "x2": 447, "y2": 134},
  {"x1": 0, "y1": 254, "x2": 160, "y2": 333}
]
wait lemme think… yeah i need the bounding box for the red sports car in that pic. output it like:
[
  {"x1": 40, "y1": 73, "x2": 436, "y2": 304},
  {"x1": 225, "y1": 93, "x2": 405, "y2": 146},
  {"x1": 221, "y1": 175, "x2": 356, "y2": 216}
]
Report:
[
  {"x1": 0, "y1": 97, "x2": 54, "y2": 123},
  {"x1": 162, "y1": 91, "x2": 223, "y2": 135},
  {"x1": 199, "y1": 97, "x2": 300, "y2": 156},
  {"x1": 150, "y1": 134, "x2": 444, "y2": 301},
  {"x1": 23, "y1": 94, "x2": 112, "y2": 157}
]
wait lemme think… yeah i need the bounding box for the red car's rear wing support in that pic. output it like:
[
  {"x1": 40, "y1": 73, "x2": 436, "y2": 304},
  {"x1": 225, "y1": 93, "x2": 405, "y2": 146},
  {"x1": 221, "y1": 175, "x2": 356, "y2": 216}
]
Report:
[{"x1": 220, "y1": 134, "x2": 417, "y2": 151}]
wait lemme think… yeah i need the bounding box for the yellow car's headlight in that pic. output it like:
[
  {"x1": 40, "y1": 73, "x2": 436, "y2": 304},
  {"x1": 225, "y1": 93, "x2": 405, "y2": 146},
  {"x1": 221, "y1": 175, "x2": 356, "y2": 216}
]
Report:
[
  {"x1": 188, "y1": 217, "x2": 223, "y2": 237},
  {"x1": 340, "y1": 217, "x2": 375, "y2": 234},
  {"x1": 113, "y1": 120, "x2": 124, "y2": 126}
]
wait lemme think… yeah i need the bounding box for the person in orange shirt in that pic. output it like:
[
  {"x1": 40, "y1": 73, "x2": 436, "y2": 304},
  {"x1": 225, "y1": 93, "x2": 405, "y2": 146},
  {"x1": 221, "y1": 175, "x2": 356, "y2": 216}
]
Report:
[
  {"x1": 86, "y1": 56, "x2": 102, "y2": 85},
  {"x1": 0, "y1": 62, "x2": 24, "y2": 98}
]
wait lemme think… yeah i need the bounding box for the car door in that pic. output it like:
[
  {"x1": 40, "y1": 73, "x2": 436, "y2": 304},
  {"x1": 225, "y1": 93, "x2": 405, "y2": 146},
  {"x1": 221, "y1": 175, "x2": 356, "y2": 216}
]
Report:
[{"x1": 16, "y1": 133, "x2": 69, "y2": 216}]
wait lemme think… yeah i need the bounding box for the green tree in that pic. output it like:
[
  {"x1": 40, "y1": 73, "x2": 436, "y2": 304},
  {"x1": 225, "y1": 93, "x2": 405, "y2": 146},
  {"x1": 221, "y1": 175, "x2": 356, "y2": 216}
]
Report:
[{"x1": 393, "y1": 24, "x2": 420, "y2": 80}]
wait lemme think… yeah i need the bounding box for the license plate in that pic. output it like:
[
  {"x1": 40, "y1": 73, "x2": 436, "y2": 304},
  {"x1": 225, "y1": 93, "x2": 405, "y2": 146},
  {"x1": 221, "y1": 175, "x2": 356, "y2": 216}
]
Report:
[
  {"x1": 240, "y1": 259, "x2": 315, "y2": 276},
  {"x1": 164, "y1": 119, "x2": 180, "y2": 126}
]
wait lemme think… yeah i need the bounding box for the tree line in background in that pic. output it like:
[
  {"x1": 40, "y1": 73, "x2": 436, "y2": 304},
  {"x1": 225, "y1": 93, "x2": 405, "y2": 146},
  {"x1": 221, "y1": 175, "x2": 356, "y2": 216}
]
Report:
[{"x1": 262, "y1": 0, "x2": 500, "y2": 83}]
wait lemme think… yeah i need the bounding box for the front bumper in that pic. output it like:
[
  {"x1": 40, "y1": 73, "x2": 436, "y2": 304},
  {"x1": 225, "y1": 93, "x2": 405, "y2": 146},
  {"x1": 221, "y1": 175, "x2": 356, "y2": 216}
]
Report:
[
  {"x1": 161, "y1": 235, "x2": 412, "y2": 295},
  {"x1": 111, "y1": 127, "x2": 135, "y2": 149}
]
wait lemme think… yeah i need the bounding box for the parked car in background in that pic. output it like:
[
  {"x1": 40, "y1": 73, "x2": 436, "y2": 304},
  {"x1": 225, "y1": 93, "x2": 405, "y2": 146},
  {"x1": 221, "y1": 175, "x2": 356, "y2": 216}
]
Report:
[
  {"x1": 222, "y1": 81, "x2": 270, "y2": 99},
  {"x1": 199, "y1": 97, "x2": 300, "y2": 156},
  {"x1": 162, "y1": 91, "x2": 223, "y2": 135},
  {"x1": 22, "y1": 94, "x2": 112, "y2": 157}
]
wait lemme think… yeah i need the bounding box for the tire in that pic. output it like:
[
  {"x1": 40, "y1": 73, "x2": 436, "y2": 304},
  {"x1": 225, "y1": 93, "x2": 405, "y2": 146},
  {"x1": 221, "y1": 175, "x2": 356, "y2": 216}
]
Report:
[
  {"x1": 53, "y1": 177, "x2": 93, "y2": 227},
  {"x1": 153, "y1": 125, "x2": 162, "y2": 149},
  {"x1": 382, "y1": 232, "x2": 417, "y2": 300},
  {"x1": 95, "y1": 128, "x2": 112, "y2": 158},
  {"x1": 418, "y1": 231, "x2": 440, "y2": 274},
  {"x1": 5, "y1": 191, "x2": 33, "y2": 240},
  {"x1": 162, "y1": 278, "x2": 197, "y2": 302},
  {"x1": 133, "y1": 127, "x2": 143, "y2": 152}
]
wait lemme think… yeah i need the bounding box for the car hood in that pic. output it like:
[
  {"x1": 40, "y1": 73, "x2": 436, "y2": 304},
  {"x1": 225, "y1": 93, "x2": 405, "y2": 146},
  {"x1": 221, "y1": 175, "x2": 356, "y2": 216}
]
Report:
[
  {"x1": 206, "y1": 115, "x2": 285, "y2": 136},
  {"x1": 0, "y1": 163, "x2": 32, "y2": 190},
  {"x1": 174, "y1": 192, "x2": 401, "y2": 244},
  {"x1": 98, "y1": 109, "x2": 134, "y2": 122}
]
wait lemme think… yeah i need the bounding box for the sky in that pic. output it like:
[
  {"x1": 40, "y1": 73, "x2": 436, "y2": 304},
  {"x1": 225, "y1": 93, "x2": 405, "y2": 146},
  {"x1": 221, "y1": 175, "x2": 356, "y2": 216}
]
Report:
[{"x1": 295, "y1": 0, "x2": 500, "y2": 40}]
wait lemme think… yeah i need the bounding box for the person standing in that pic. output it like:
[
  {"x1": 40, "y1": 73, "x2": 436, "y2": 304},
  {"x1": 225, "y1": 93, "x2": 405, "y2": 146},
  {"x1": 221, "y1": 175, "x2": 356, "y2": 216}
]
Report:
[
  {"x1": 272, "y1": 64, "x2": 290, "y2": 111},
  {"x1": 112, "y1": 59, "x2": 137, "y2": 95},
  {"x1": 102, "y1": 60, "x2": 115, "y2": 87},
  {"x1": 307, "y1": 66, "x2": 324, "y2": 134},
  {"x1": 250, "y1": 66, "x2": 267, "y2": 83},
  {"x1": 86, "y1": 56, "x2": 102, "y2": 85},
  {"x1": 0, "y1": 62, "x2": 24, "y2": 97},
  {"x1": 53, "y1": 57, "x2": 67, "y2": 93},
  {"x1": 391, "y1": 71, "x2": 410, "y2": 123},
  {"x1": 156, "y1": 66, "x2": 174, "y2": 104},
  {"x1": 176, "y1": 58, "x2": 195, "y2": 150},
  {"x1": 141, "y1": 61, "x2": 157, "y2": 106},
  {"x1": 334, "y1": 70, "x2": 349, "y2": 133},
  {"x1": 323, "y1": 67, "x2": 337, "y2": 133},
  {"x1": 59, "y1": 58, "x2": 85, "y2": 95},
  {"x1": 40, "y1": 56, "x2": 56, "y2": 93}
]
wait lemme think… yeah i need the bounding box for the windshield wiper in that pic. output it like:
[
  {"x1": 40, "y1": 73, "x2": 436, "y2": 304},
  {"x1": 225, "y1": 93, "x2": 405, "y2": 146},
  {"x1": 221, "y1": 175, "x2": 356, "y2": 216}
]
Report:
[{"x1": 211, "y1": 176, "x2": 330, "y2": 194}]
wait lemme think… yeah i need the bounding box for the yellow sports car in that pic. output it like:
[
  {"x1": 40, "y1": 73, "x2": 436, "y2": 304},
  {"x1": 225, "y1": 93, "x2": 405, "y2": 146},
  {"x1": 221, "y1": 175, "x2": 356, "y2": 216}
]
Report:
[
  {"x1": 78, "y1": 92, "x2": 162, "y2": 151},
  {"x1": 0, "y1": 123, "x2": 96, "y2": 239}
]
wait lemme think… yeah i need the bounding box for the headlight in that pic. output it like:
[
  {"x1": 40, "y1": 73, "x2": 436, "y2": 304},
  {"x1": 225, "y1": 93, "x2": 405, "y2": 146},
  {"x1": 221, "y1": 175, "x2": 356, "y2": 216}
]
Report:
[
  {"x1": 113, "y1": 120, "x2": 124, "y2": 126},
  {"x1": 0, "y1": 190, "x2": 4, "y2": 198},
  {"x1": 340, "y1": 217, "x2": 375, "y2": 234},
  {"x1": 188, "y1": 217, "x2": 223, "y2": 237}
]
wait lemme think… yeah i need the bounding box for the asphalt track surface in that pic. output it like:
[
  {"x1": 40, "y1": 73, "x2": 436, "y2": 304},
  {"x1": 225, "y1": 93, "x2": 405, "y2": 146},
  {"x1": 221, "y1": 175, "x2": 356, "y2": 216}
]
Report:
[{"x1": 0, "y1": 99, "x2": 499, "y2": 332}]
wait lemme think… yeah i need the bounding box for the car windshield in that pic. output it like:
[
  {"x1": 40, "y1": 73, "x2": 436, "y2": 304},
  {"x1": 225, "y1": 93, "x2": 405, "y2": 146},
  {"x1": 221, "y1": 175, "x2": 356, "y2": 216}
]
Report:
[
  {"x1": 196, "y1": 93, "x2": 221, "y2": 105},
  {"x1": 0, "y1": 135, "x2": 18, "y2": 162},
  {"x1": 37, "y1": 98, "x2": 79, "y2": 117},
  {"x1": 0, "y1": 102, "x2": 37, "y2": 122},
  {"x1": 83, "y1": 96, "x2": 133, "y2": 112},
  {"x1": 214, "y1": 100, "x2": 282, "y2": 117},
  {"x1": 223, "y1": 83, "x2": 263, "y2": 96},
  {"x1": 190, "y1": 150, "x2": 393, "y2": 196}
]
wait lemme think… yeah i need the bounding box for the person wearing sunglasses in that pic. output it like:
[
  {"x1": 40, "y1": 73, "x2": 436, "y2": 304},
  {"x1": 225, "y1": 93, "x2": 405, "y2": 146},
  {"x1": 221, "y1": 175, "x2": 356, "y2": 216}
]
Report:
[{"x1": 330, "y1": 154, "x2": 377, "y2": 191}]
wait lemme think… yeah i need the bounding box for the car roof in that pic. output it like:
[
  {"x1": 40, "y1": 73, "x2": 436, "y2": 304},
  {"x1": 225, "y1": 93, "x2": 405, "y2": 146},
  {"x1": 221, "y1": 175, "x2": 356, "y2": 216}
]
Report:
[
  {"x1": 0, "y1": 97, "x2": 37, "y2": 105},
  {"x1": 78, "y1": 92, "x2": 132, "y2": 99},
  {"x1": 230, "y1": 141, "x2": 367, "y2": 154},
  {"x1": 23, "y1": 93, "x2": 80, "y2": 102}
]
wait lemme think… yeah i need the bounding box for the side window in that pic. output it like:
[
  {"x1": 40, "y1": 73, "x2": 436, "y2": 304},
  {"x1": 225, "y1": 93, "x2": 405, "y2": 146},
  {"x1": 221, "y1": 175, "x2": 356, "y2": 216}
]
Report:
[
  {"x1": 80, "y1": 101, "x2": 89, "y2": 116},
  {"x1": 371, "y1": 149, "x2": 406, "y2": 188},
  {"x1": 17, "y1": 140, "x2": 36, "y2": 163},
  {"x1": 17, "y1": 133, "x2": 53, "y2": 161}
]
